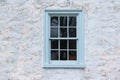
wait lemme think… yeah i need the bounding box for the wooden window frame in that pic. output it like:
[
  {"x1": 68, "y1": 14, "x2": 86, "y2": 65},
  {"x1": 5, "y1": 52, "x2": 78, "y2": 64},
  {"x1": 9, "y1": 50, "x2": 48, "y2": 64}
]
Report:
[{"x1": 43, "y1": 9, "x2": 85, "y2": 68}]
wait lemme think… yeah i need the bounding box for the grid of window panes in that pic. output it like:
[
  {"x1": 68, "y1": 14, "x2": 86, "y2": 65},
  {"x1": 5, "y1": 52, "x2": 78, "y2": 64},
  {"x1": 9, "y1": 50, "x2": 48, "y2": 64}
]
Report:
[{"x1": 50, "y1": 15, "x2": 77, "y2": 60}]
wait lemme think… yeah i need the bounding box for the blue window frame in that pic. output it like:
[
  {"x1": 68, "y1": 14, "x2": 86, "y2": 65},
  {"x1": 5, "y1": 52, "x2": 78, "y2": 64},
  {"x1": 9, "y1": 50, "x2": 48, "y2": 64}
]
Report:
[{"x1": 43, "y1": 9, "x2": 85, "y2": 68}]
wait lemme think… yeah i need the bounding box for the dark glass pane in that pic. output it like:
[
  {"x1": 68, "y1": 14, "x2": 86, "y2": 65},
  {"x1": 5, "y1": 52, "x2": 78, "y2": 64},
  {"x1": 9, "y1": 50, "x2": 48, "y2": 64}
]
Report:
[
  {"x1": 69, "y1": 51, "x2": 76, "y2": 60},
  {"x1": 69, "y1": 28, "x2": 76, "y2": 37},
  {"x1": 60, "y1": 16, "x2": 67, "y2": 26},
  {"x1": 60, "y1": 40, "x2": 67, "y2": 49},
  {"x1": 69, "y1": 16, "x2": 76, "y2": 26},
  {"x1": 69, "y1": 40, "x2": 76, "y2": 49},
  {"x1": 60, "y1": 51, "x2": 67, "y2": 60},
  {"x1": 51, "y1": 51, "x2": 58, "y2": 60},
  {"x1": 51, "y1": 16, "x2": 58, "y2": 26},
  {"x1": 51, "y1": 40, "x2": 58, "y2": 49},
  {"x1": 60, "y1": 28, "x2": 67, "y2": 37},
  {"x1": 51, "y1": 28, "x2": 58, "y2": 37}
]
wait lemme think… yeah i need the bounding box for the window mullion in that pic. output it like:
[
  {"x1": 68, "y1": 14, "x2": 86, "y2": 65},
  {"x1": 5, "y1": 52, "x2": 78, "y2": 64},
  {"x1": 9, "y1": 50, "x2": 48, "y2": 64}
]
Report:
[
  {"x1": 67, "y1": 40, "x2": 69, "y2": 60},
  {"x1": 58, "y1": 16, "x2": 60, "y2": 60},
  {"x1": 67, "y1": 16, "x2": 69, "y2": 60},
  {"x1": 67, "y1": 16, "x2": 69, "y2": 38}
]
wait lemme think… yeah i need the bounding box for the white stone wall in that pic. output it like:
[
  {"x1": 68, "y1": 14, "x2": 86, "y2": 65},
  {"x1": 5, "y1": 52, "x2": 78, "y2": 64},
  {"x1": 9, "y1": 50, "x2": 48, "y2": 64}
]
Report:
[{"x1": 0, "y1": 0, "x2": 120, "y2": 80}]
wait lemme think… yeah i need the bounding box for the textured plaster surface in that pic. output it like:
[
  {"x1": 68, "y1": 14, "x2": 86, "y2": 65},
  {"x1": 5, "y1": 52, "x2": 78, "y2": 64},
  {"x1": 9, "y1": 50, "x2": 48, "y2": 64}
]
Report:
[{"x1": 0, "y1": 0, "x2": 120, "y2": 80}]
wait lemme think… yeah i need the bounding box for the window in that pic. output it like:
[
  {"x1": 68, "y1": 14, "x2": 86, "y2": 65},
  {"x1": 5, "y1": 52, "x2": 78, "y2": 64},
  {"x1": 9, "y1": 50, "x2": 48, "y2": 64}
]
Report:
[{"x1": 43, "y1": 10, "x2": 85, "y2": 68}]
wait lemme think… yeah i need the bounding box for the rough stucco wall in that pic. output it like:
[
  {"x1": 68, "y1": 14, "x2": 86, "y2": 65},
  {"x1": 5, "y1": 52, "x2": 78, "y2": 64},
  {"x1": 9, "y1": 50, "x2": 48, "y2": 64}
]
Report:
[{"x1": 0, "y1": 0, "x2": 120, "y2": 80}]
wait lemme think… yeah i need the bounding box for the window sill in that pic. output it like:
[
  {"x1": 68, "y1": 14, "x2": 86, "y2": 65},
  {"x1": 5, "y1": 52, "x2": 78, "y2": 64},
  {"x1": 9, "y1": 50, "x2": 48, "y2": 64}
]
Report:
[{"x1": 43, "y1": 64, "x2": 85, "y2": 69}]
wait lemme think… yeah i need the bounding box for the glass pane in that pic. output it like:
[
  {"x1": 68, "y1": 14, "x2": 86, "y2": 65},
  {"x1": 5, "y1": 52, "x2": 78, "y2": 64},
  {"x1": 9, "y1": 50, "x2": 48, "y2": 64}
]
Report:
[
  {"x1": 51, "y1": 51, "x2": 58, "y2": 60},
  {"x1": 69, "y1": 40, "x2": 76, "y2": 49},
  {"x1": 69, "y1": 16, "x2": 76, "y2": 26},
  {"x1": 51, "y1": 16, "x2": 58, "y2": 26},
  {"x1": 60, "y1": 51, "x2": 67, "y2": 60},
  {"x1": 60, "y1": 28, "x2": 67, "y2": 37},
  {"x1": 69, "y1": 28, "x2": 76, "y2": 37},
  {"x1": 69, "y1": 51, "x2": 76, "y2": 60},
  {"x1": 60, "y1": 16, "x2": 67, "y2": 26},
  {"x1": 60, "y1": 40, "x2": 67, "y2": 49},
  {"x1": 51, "y1": 28, "x2": 58, "y2": 37},
  {"x1": 51, "y1": 40, "x2": 58, "y2": 49}
]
